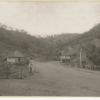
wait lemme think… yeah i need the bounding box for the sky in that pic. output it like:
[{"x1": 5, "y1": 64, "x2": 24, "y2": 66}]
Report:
[{"x1": 0, "y1": 2, "x2": 100, "y2": 36}]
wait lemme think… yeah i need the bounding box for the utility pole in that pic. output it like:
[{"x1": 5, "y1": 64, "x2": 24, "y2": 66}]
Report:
[
  {"x1": 80, "y1": 42, "x2": 83, "y2": 68},
  {"x1": 80, "y1": 46, "x2": 82, "y2": 67}
]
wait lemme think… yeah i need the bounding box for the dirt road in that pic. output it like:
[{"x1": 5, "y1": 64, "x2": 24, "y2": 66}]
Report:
[{"x1": 0, "y1": 61, "x2": 100, "y2": 96}]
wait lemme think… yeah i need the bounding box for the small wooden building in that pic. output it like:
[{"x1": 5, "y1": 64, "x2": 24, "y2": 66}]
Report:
[{"x1": 7, "y1": 51, "x2": 25, "y2": 63}]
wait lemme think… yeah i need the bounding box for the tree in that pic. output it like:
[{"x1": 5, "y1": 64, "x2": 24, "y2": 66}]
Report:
[{"x1": 84, "y1": 42, "x2": 100, "y2": 66}]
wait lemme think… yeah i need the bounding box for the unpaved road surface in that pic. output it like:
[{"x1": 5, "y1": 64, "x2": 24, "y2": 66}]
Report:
[{"x1": 0, "y1": 61, "x2": 100, "y2": 96}]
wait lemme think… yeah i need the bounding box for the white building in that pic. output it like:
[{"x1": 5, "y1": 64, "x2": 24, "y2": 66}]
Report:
[{"x1": 7, "y1": 51, "x2": 25, "y2": 63}]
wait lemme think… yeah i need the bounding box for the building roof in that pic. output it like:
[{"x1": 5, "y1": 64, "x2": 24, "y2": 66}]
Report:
[{"x1": 7, "y1": 51, "x2": 24, "y2": 58}]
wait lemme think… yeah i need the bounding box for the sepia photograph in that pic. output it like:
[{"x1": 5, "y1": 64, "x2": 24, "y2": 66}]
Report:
[{"x1": 0, "y1": 1, "x2": 100, "y2": 97}]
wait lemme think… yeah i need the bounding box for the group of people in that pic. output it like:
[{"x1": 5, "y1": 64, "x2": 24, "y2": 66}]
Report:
[{"x1": 28, "y1": 59, "x2": 35, "y2": 76}]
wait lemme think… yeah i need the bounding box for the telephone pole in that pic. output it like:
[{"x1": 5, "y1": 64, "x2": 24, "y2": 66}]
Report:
[
  {"x1": 79, "y1": 41, "x2": 83, "y2": 68},
  {"x1": 80, "y1": 46, "x2": 82, "y2": 67}
]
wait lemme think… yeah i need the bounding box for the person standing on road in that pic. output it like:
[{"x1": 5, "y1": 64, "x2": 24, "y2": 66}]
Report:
[
  {"x1": 28, "y1": 58, "x2": 35, "y2": 75},
  {"x1": 28, "y1": 62, "x2": 32, "y2": 76}
]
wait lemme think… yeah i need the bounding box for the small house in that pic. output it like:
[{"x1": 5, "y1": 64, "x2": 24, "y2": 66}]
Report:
[{"x1": 7, "y1": 51, "x2": 25, "y2": 63}]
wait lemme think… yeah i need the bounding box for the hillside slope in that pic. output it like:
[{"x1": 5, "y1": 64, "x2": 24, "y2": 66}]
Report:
[
  {"x1": 65, "y1": 23, "x2": 100, "y2": 66},
  {"x1": 0, "y1": 26, "x2": 55, "y2": 59},
  {"x1": 1, "y1": 23, "x2": 100, "y2": 63}
]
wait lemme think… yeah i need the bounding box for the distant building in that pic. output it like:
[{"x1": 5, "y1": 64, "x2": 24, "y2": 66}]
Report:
[
  {"x1": 60, "y1": 55, "x2": 71, "y2": 63},
  {"x1": 7, "y1": 51, "x2": 25, "y2": 63}
]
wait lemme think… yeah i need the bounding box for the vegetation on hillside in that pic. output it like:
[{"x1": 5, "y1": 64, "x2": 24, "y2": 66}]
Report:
[
  {"x1": 1, "y1": 22, "x2": 100, "y2": 66},
  {"x1": 0, "y1": 24, "x2": 58, "y2": 60},
  {"x1": 45, "y1": 23, "x2": 100, "y2": 66}
]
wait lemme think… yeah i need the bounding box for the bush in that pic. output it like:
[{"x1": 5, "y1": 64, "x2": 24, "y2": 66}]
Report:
[{"x1": 0, "y1": 64, "x2": 10, "y2": 79}]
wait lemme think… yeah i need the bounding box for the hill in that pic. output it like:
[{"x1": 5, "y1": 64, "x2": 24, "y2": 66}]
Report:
[
  {"x1": 1, "y1": 22, "x2": 100, "y2": 64},
  {"x1": 0, "y1": 25, "x2": 57, "y2": 60}
]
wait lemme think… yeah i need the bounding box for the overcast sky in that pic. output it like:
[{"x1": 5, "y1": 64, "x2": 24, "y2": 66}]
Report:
[{"x1": 0, "y1": 2, "x2": 100, "y2": 36}]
